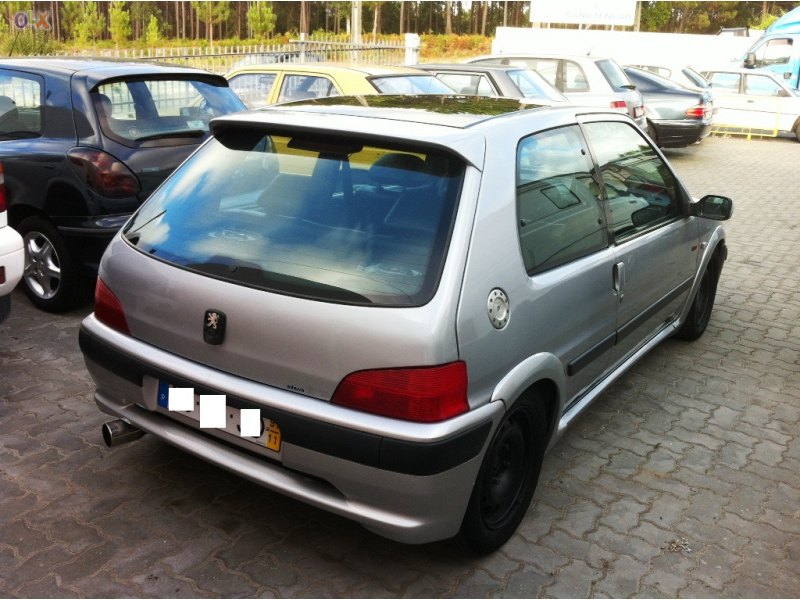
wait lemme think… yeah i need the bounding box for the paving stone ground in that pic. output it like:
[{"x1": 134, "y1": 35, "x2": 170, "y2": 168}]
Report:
[{"x1": 1, "y1": 134, "x2": 799, "y2": 598}]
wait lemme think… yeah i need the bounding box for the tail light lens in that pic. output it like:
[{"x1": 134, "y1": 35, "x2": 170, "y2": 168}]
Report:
[
  {"x1": 331, "y1": 361, "x2": 469, "y2": 423},
  {"x1": 685, "y1": 105, "x2": 706, "y2": 119},
  {"x1": 0, "y1": 161, "x2": 6, "y2": 212},
  {"x1": 95, "y1": 278, "x2": 130, "y2": 334},
  {"x1": 67, "y1": 148, "x2": 141, "y2": 198},
  {"x1": 610, "y1": 100, "x2": 627, "y2": 112}
]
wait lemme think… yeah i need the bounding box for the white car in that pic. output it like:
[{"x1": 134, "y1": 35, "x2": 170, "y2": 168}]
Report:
[
  {"x1": 0, "y1": 165, "x2": 23, "y2": 324},
  {"x1": 467, "y1": 53, "x2": 646, "y2": 129},
  {"x1": 701, "y1": 67, "x2": 800, "y2": 140}
]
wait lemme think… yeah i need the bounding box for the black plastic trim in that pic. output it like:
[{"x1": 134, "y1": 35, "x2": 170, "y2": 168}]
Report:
[
  {"x1": 80, "y1": 326, "x2": 491, "y2": 476},
  {"x1": 566, "y1": 276, "x2": 693, "y2": 376},
  {"x1": 616, "y1": 277, "x2": 692, "y2": 343}
]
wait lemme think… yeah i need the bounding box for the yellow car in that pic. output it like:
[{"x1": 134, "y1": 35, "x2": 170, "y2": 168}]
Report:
[{"x1": 226, "y1": 62, "x2": 454, "y2": 107}]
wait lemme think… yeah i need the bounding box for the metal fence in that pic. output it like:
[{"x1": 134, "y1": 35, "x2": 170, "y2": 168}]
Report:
[{"x1": 61, "y1": 35, "x2": 419, "y2": 75}]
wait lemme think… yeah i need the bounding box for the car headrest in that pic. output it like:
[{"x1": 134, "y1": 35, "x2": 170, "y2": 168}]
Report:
[
  {"x1": 0, "y1": 95, "x2": 17, "y2": 116},
  {"x1": 369, "y1": 153, "x2": 430, "y2": 188}
]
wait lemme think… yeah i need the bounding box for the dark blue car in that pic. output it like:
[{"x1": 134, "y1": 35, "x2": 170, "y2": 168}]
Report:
[
  {"x1": 0, "y1": 58, "x2": 245, "y2": 311},
  {"x1": 623, "y1": 66, "x2": 713, "y2": 149}
]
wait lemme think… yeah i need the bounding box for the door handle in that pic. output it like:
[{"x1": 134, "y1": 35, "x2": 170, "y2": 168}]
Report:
[{"x1": 613, "y1": 262, "x2": 625, "y2": 302}]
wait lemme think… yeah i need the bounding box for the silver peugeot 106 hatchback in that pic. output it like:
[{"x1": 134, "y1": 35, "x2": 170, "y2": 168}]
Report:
[{"x1": 80, "y1": 95, "x2": 732, "y2": 553}]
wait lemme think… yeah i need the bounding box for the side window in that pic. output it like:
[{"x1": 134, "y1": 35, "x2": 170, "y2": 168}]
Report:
[
  {"x1": 583, "y1": 121, "x2": 680, "y2": 240},
  {"x1": 745, "y1": 75, "x2": 783, "y2": 96},
  {"x1": 229, "y1": 73, "x2": 277, "y2": 108},
  {"x1": 511, "y1": 59, "x2": 558, "y2": 88},
  {"x1": 754, "y1": 38, "x2": 793, "y2": 66},
  {"x1": 435, "y1": 73, "x2": 496, "y2": 96},
  {"x1": 516, "y1": 125, "x2": 608, "y2": 274},
  {"x1": 563, "y1": 61, "x2": 589, "y2": 92},
  {"x1": 278, "y1": 75, "x2": 338, "y2": 102},
  {"x1": 0, "y1": 72, "x2": 43, "y2": 138},
  {"x1": 707, "y1": 72, "x2": 741, "y2": 92}
]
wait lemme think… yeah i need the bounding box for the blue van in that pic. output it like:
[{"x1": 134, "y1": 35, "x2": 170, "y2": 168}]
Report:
[{"x1": 741, "y1": 6, "x2": 800, "y2": 90}]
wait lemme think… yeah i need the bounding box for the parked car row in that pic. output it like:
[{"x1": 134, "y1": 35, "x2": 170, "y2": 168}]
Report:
[{"x1": 1, "y1": 53, "x2": 736, "y2": 554}]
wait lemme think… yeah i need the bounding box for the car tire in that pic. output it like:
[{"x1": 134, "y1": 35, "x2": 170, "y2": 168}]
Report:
[
  {"x1": 459, "y1": 396, "x2": 547, "y2": 554},
  {"x1": 18, "y1": 216, "x2": 82, "y2": 313},
  {"x1": 675, "y1": 260, "x2": 719, "y2": 341},
  {"x1": 795, "y1": 123, "x2": 800, "y2": 143}
]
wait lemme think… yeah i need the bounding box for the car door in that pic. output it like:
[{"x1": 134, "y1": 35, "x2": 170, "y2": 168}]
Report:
[
  {"x1": 705, "y1": 72, "x2": 749, "y2": 128},
  {"x1": 514, "y1": 124, "x2": 618, "y2": 403},
  {"x1": 581, "y1": 119, "x2": 698, "y2": 368},
  {"x1": 743, "y1": 73, "x2": 795, "y2": 132}
]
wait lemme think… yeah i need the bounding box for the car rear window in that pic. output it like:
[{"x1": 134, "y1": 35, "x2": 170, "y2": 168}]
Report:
[
  {"x1": 123, "y1": 129, "x2": 465, "y2": 306},
  {"x1": 594, "y1": 59, "x2": 632, "y2": 90},
  {"x1": 370, "y1": 75, "x2": 454, "y2": 94},
  {"x1": 93, "y1": 77, "x2": 243, "y2": 146},
  {"x1": 507, "y1": 69, "x2": 567, "y2": 102}
]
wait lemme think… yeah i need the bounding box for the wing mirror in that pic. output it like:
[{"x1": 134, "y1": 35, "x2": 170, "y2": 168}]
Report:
[
  {"x1": 744, "y1": 52, "x2": 757, "y2": 68},
  {"x1": 691, "y1": 194, "x2": 733, "y2": 220}
]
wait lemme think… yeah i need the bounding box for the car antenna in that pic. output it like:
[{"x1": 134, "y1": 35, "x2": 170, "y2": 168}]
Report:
[{"x1": 8, "y1": 29, "x2": 20, "y2": 56}]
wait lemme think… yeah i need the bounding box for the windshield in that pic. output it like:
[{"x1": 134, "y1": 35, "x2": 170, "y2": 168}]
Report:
[
  {"x1": 124, "y1": 129, "x2": 465, "y2": 306},
  {"x1": 370, "y1": 75, "x2": 454, "y2": 94},
  {"x1": 93, "y1": 78, "x2": 244, "y2": 145},
  {"x1": 507, "y1": 69, "x2": 567, "y2": 102}
]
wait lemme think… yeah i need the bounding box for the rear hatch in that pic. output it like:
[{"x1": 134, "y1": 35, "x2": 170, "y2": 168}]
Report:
[
  {"x1": 594, "y1": 58, "x2": 645, "y2": 122},
  {"x1": 107, "y1": 123, "x2": 468, "y2": 399},
  {"x1": 90, "y1": 74, "x2": 245, "y2": 200}
]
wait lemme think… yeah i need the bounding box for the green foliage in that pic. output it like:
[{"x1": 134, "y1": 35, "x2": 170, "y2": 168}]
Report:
[
  {"x1": 192, "y1": 1, "x2": 231, "y2": 43},
  {"x1": 640, "y1": 2, "x2": 672, "y2": 32},
  {"x1": 145, "y1": 14, "x2": 159, "y2": 44},
  {"x1": 63, "y1": 1, "x2": 104, "y2": 44},
  {"x1": 754, "y1": 12, "x2": 780, "y2": 30},
  {"x1": 109, "y1": 1, "x2": 132, "y2": 44},
  {"x1": 59, "y1": 1, "x2": 83, "y2": 40},
  {"x1": 4, "y1": 27, "x2": 58, "y2": 55},
  {"x1": 247, "y1": 1, "x2": 277, "y2": 39}
]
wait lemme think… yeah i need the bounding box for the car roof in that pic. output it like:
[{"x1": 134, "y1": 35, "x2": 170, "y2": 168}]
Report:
[
  {"x1": 210, "y1": 95, "x2": 620, "y2": 168},
  {"x1": 226, "y1": 62, "x2": 430, "y2": 77},
  {"x1": 218, "y1": 95, "x2": 562, "y2": 129},
  {"x1": 470, "y1": 53, "x2": 610, "y2": 64},
  {"x1": 419, "y1": 63, "x2": 531, "y2": 73},
  {"x1": 0, "y1": 56, "x2": 218, "y2": 79}
]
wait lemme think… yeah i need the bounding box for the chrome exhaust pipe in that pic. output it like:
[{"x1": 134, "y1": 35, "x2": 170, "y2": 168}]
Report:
[{"x1": 102, "y1": 419, "x2": 145, "y2": 447}]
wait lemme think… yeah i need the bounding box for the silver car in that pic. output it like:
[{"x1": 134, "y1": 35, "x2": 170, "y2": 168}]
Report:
[
  {"x1": 468, "y1": 53, "x2": 647, "y2": 129},
  {"x1": 80, "y1": 96, "x2": 732, "y2": 553}
]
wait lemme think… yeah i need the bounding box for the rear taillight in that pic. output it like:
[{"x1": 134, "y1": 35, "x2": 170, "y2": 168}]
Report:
[
  {"x1": 685, "y1": 105, "x2": 706, "y2": 119},
  {"x1": 95, "y1": 278, "x2": 130, "y2": 334},
  {"x1": 331, "y1": 361, "x2": 469, "y2": 423},
  {"x1": 0, "y1": 266, "x2": 5, "y2": 285},
  {"x1": 610, "y1": 100, "x2": 627, "y2": 112},
  {"x1": 0, "y1": 161, "x2": 6, "y2": 212},
  {"x1": 67, "y1": 148, "x2": 141, "y2": 198}
]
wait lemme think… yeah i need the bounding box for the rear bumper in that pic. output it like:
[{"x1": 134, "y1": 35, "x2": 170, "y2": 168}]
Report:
[
  {"x1": 651, "y1": 119, "x2": 711, "y2": 147},
  {"x1": 54, "y1": 214, "x2": 131, "y2": 275},
  {"x1": 79, "y1": 316, "x2": 501, "y2": 544},
  {"x1": 0, "y1": 225, "x2": 23, "y2": 296}
]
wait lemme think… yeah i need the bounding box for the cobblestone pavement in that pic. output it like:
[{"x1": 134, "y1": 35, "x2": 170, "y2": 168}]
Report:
[{"x1": 1, "y1": 135, "x2": 799, "y2": 598}]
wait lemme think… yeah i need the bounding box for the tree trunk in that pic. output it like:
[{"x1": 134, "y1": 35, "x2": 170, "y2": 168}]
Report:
[
  {"x1": 399, "y1": 0, "x2": 404, "y2": 34},
  {"x1": 372, "y1": 2, "x2": 381, "y2": 41},
  {"x1": 481, "y1": 0, "x2": 488, "y2": 35},
  {"x1": 445, "y1": 0, "x2": 452, "y2": 34}
]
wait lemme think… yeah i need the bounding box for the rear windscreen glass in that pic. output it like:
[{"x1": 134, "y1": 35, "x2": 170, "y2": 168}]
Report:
[
  {"x1": 123, "y1": 130, "x2": 465, "y2": 306},
  {"x1": 93, "y1": 78, "x2": 244, "y2": 145},
  {"x1": 595, "y1": 59, "x2": 632, "y2": 90}
]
